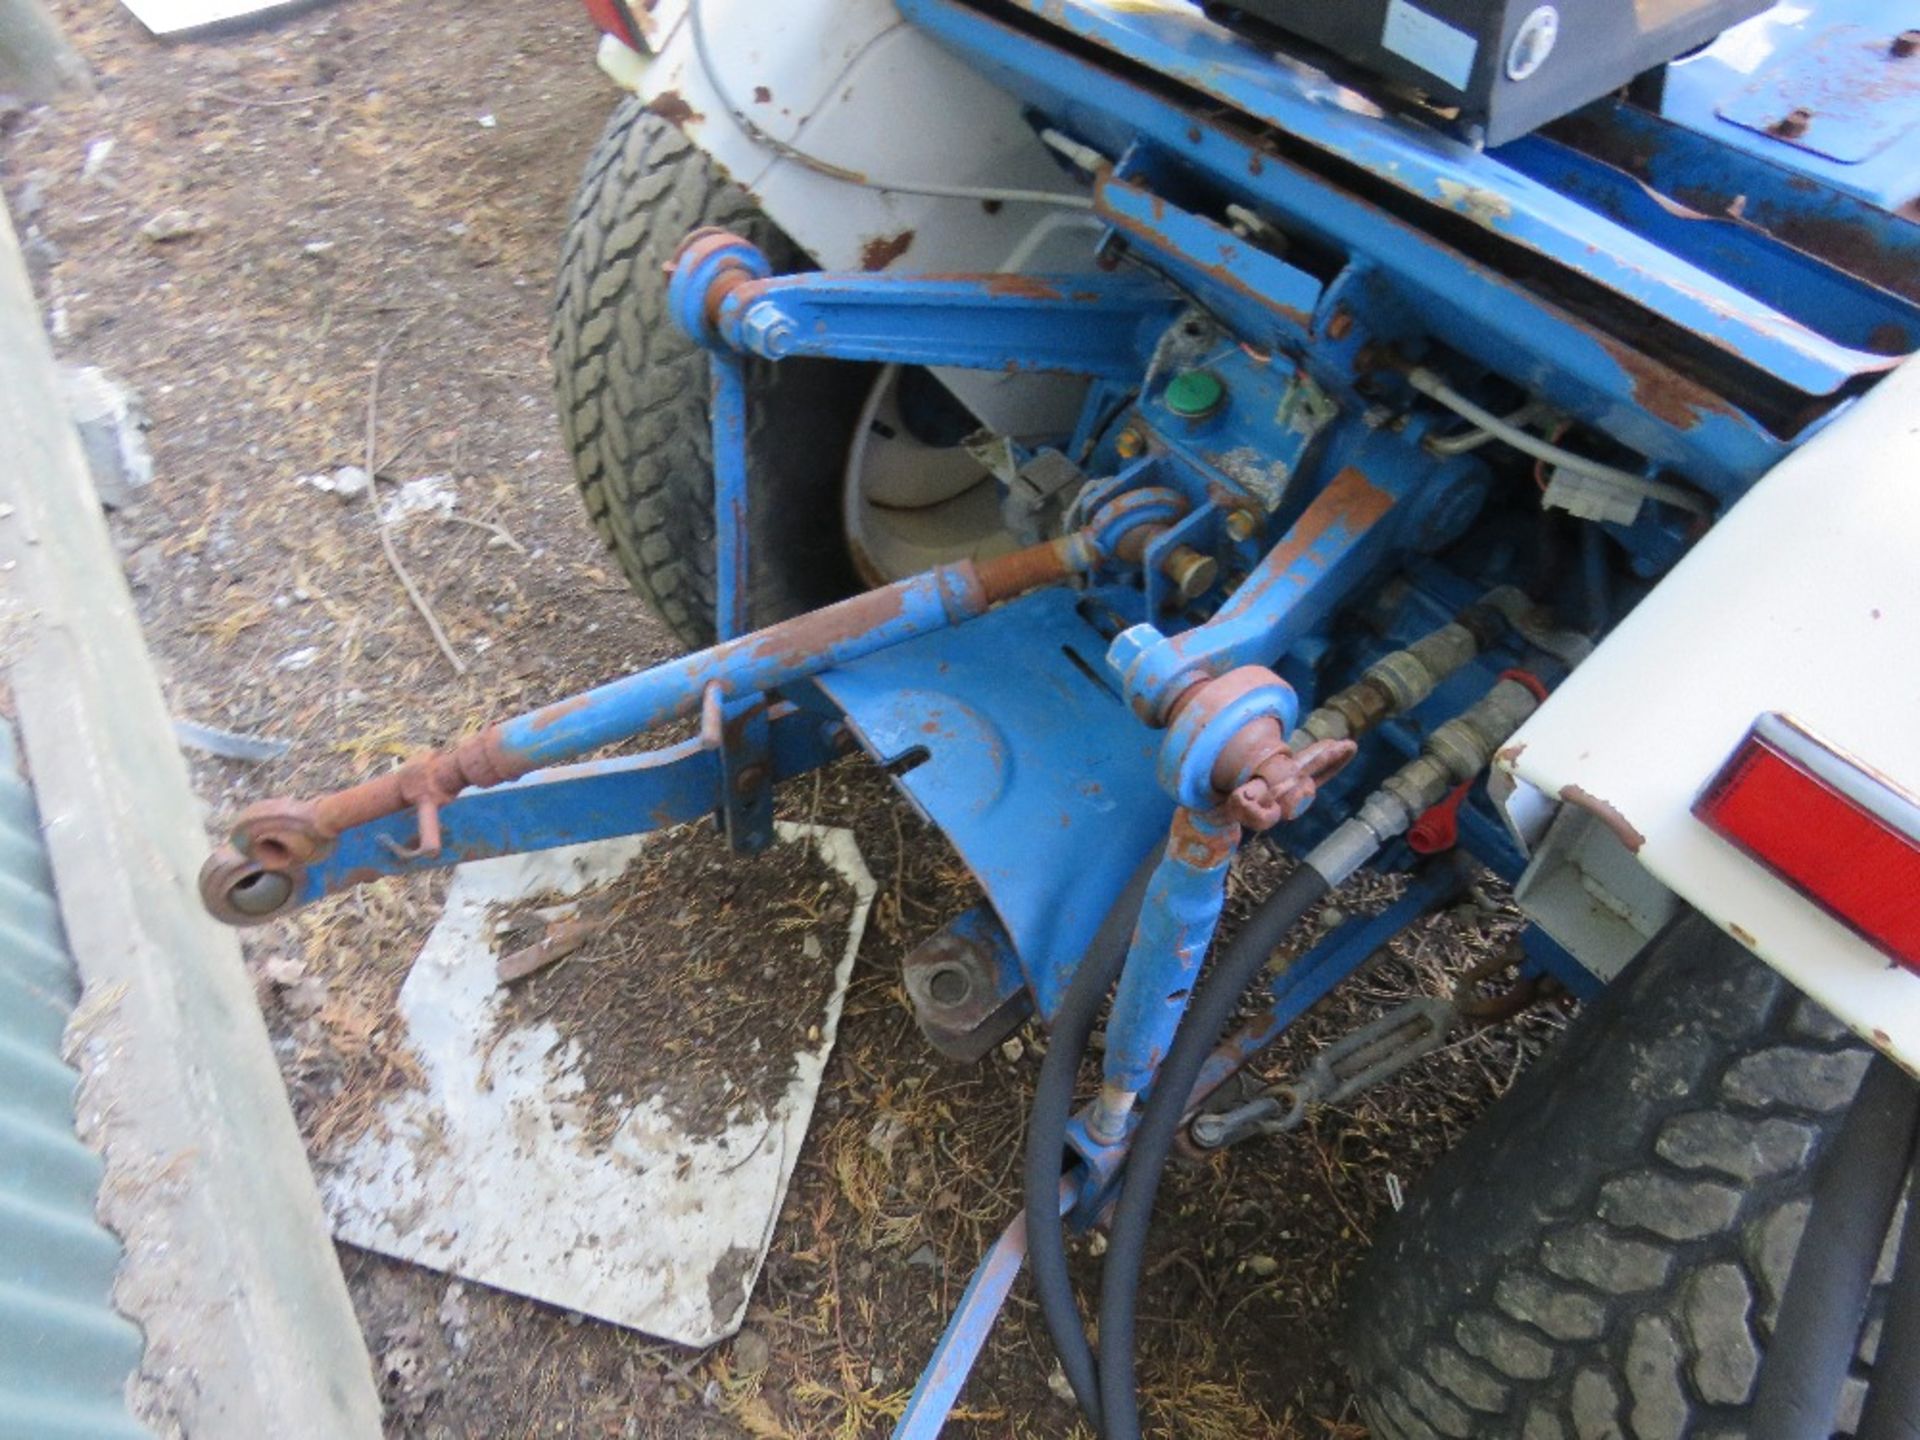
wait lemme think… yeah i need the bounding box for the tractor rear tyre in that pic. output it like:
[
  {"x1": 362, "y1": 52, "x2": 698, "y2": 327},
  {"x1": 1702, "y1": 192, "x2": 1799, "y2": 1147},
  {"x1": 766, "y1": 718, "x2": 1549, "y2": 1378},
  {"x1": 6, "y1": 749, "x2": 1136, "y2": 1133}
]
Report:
[
  {"x1": 551, "y1": 99, "x2": 869, "y2": 648},
  {"x1": 1348, "y1": 912, "x2": 1897, "y2": 1438}
]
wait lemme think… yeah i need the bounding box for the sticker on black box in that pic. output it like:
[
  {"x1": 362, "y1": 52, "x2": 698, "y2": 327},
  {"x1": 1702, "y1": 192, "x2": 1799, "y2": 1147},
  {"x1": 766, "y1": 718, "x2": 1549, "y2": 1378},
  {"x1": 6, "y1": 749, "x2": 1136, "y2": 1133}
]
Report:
[{"x1": 1381, "y1": 0, "x2": 1479, "y2": 90}]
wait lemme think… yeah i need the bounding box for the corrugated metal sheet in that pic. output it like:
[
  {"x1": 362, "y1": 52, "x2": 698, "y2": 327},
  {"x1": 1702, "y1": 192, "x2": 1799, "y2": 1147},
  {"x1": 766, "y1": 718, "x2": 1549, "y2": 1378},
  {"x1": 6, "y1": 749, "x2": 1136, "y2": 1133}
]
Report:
[{"x1": 0, "y1": 724, "x2": 150, "y2": 1440}]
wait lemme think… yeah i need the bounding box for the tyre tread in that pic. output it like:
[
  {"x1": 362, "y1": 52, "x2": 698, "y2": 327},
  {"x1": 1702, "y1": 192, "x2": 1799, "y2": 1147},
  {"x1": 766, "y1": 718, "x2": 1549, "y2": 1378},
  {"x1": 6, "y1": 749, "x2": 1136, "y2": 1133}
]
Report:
[
  {"x1": 550, "y1": 100, "x2": 864, "y2": 646},
  {"x1": 1349, "y1": 915, "x2": 1885, "y2": 1439}
]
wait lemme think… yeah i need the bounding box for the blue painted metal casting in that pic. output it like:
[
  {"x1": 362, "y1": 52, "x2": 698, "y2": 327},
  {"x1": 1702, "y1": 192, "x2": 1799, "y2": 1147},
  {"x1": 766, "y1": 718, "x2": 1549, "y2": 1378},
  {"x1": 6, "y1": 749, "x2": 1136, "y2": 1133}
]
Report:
[
  {"x1": 1660, "y1": 0, "x2": 1920, "y2": 212},
  {"x1": 814, "y1": 587, "x2": 1172, "y2": 1020}
]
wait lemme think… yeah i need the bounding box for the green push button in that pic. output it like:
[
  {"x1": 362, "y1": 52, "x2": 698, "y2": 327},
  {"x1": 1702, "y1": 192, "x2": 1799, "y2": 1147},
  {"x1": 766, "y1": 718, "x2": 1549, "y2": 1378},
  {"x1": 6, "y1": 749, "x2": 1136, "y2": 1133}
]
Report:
[{"x1": 1165, "y1": 369, "x2": 1225, "y2": 419}]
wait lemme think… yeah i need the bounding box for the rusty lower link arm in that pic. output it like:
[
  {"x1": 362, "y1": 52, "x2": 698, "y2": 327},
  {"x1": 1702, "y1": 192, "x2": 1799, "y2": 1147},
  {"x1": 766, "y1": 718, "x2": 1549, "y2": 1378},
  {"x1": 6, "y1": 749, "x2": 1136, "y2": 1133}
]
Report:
[
  {"x1": 199, "y1": 729, "x2": 526, "y2": 923},
  {"x1": 198, "y1": 521, "x2": 1143, "y2": 926}
]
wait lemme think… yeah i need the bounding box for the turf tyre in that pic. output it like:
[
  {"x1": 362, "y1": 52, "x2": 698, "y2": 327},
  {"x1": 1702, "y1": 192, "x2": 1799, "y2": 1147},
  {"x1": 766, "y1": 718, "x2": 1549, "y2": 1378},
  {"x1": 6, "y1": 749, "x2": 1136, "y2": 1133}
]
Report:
[
  {"x1": 551, "y1": 99, "x2": 868, "y2": 648},
  {"x1": 1348, "y1": 912, "x2": 1893, "y2": 1439}
]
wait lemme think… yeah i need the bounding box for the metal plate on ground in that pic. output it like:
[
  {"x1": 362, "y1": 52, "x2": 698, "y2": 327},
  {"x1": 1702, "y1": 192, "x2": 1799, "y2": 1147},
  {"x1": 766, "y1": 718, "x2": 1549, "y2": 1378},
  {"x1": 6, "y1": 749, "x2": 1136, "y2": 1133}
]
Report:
[
  {"x1": 321, "y1": 822, "x2": 873, "y2": 1347},
  {"x1": 118, "y1": 0, "x2": 312, "y2": 34}
]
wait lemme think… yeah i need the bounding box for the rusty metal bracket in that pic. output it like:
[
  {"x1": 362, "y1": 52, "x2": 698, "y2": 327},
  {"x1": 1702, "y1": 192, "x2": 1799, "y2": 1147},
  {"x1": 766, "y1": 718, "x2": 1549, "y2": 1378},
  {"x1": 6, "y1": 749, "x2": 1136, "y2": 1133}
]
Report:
[
  {"x1": 1188, "y1": 996, "x2": 1458, "y2": 1148},
  {"x1": 716, "y1": 690, "x2": 775, "y2": 855}
]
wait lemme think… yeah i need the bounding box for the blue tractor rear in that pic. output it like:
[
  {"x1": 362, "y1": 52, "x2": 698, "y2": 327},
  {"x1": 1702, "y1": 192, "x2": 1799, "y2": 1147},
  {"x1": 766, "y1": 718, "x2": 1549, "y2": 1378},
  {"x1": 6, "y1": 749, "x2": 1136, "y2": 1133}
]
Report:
[{"x1": 202, "y1": 2, "x2": 1920, "y2": 1433}]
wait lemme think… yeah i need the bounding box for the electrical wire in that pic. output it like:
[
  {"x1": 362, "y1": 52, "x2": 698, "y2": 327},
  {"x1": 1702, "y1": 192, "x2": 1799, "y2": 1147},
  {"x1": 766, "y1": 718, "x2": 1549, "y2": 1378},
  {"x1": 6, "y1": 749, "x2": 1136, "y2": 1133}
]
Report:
[
  {"x1": 1425, "y1": 398, "x2": 1554, "y2": 456},
  {"x1": 1406, "y1": 367, "x2": 1712, "y2": 515},
  {"x1": 685, "y1": 0, "x2": 1097, "y2": 210}
]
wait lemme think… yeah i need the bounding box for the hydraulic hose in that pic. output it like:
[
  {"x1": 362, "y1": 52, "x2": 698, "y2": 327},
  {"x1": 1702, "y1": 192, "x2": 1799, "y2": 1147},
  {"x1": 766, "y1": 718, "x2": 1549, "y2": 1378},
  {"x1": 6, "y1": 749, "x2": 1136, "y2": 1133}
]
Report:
[
  {"x1": 1749, "y1": 1054, "x2": 1920, "y2": 1440},
  {"x1": 1096, "y1": 673, "x2": 1546, "y2": 1438},
  {"x1": 1096, "y1": 862, "x2": 1332, "y2": 1440},
  {"x1": 1856, "y1": 1129, "x2": 1920, "y2": 1440},
  {"x1": 1024, "y1": 842, "x2": 1164, "y2": 1431}
]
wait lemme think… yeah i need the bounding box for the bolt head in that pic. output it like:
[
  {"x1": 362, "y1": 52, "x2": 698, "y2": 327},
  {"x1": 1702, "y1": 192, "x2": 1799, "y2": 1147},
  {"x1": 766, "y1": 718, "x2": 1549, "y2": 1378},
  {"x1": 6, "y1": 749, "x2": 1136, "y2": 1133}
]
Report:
[
  {"x1": 1771, "y1": 107, "x2": 1814, "y2": 139},
  {"x1": 1164, "y1": 547, "x2": 1219, "y2": 603},
  {"x1": 1505, "y1": 5, "x2": 1559, "y2": 81},
  {"x1": 740, "y1": 302, "x2": 796, "y2": 357}
]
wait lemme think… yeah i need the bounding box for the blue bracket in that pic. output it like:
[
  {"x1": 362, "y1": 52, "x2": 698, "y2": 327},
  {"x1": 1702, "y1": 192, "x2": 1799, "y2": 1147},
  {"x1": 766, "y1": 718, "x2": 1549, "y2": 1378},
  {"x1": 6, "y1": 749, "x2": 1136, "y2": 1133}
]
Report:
[
  {"x1": 291, "y1": 699, "x2": 841, "y2": 906},
  {"x1": 715, "y1": 688, "x2": 775, "y2": 855},
  {"x1": 1094, "y1": 172, "x2": 1321, "y2": 360},
  {"x1": 812, "y1": 586, "x2": 1172, "y2": 1020},
  {"x1": 709, "y1": 352, "x2": 751, "y2": 642},
  {"x1": 1102, "y1": 807, "x2": 1241, "y2": 1104},
  {"x1": 709, "y1": 269, "x2": 1184, "y2": 380}
]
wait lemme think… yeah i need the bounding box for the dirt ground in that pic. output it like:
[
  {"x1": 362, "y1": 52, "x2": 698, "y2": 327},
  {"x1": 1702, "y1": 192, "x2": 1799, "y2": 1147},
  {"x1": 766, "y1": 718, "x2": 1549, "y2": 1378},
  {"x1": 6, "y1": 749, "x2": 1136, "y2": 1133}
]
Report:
[{"x1": 4, "y1": 4, "x2": 1565, "y2": 1435}]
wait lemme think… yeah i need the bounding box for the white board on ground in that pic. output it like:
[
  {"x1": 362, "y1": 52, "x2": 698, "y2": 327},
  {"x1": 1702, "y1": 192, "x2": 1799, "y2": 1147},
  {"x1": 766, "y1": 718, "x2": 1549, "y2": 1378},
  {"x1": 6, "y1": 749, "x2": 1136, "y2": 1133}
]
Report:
[
  {"x1": 322, "y1": 822, "x2": 874, "y2": 1346},
  {"x1": 119, "y1": 0, "x2": 313, "y2": 35}
]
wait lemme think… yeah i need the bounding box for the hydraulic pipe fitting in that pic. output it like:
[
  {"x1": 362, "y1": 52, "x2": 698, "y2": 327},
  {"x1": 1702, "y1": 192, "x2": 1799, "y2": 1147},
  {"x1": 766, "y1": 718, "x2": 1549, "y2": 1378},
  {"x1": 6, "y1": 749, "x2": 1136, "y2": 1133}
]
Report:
[
  {"x1": 1308, "y1": 671, "x2": 1547, "y2": 888},
  {"x1": 1289, "y1": 587, "x2": 1521, "y2": 748}
]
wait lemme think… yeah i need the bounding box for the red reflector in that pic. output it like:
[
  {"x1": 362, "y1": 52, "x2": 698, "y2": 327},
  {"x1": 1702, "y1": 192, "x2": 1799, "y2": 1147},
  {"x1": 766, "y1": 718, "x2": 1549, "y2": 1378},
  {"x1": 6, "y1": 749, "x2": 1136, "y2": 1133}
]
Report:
[
  {"x1": 581, "y1": 0, "x2": 641, "y2": 46},
  {"x1": 1695, "y1": 720, "x2": 1920, "y2": 970}
]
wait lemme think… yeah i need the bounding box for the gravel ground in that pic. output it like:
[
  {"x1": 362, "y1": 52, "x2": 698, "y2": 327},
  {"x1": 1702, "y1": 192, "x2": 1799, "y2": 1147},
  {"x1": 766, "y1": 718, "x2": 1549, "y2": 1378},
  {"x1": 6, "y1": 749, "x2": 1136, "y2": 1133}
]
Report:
[{"x1": 4, "y1": 4, "x2": 1568, "y2": 1435}]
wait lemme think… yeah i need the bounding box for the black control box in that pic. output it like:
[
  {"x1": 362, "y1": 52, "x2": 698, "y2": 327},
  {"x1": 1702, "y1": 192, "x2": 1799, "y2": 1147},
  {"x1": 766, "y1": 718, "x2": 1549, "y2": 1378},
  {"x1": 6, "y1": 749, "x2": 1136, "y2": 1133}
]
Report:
[{"x1": 1218, "y1": 0, "x2": 1769, "y2": 143}]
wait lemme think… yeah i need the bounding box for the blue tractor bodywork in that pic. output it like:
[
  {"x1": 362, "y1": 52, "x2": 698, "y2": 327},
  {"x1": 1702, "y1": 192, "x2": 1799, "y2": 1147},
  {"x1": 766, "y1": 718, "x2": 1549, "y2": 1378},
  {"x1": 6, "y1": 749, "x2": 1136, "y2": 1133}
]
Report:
[{"x1": 199, "y1": 2, "x2": 1919, "y2": 1432}]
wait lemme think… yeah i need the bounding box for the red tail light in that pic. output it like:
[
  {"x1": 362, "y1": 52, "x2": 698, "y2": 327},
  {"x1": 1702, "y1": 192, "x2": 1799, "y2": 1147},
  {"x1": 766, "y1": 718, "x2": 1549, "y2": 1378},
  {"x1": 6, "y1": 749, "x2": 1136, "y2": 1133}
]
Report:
[
  {"x1": 1695, "y1": 714, "x2": 1920, "y2": 971},
  {"x1": 582, "y1": 0, "x2": 642, "y2": 47}
]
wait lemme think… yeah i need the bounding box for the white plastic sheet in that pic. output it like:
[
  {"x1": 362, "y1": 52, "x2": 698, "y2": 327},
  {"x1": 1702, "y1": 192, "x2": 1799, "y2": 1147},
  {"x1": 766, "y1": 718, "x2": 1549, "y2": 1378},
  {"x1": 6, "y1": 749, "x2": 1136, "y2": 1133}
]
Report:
[{"x1": 323, "y1": 822, "x2": 873, "y2": 1345}]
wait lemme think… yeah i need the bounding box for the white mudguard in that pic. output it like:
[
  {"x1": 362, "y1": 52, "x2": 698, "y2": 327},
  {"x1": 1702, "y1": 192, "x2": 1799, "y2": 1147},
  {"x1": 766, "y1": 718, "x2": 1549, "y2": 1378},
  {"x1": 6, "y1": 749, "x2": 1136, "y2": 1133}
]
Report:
[
  {"x1": 596, "y1": 0, "x2": 1101, "y2": 436},
  {"x1": 1494, "y1": 359, "x2": 1920, "y2": 1070}
]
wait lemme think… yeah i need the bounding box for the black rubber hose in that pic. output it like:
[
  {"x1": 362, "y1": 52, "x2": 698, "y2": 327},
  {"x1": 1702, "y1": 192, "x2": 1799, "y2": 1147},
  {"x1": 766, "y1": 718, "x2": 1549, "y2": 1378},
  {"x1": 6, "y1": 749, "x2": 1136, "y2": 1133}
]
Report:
[
  {"x1": 1750, "y1": 1053, "x2": 1920, "y2": 1440},
  {"x1": 1096, "y1": 861, "x2": 1331, "y2": 1440},
  {"x1": 1023, "y1": 842, "x2": 1164, "y2": 1432},
  {"x1": 1856, "y1": 1127, "x2": 1920, "y2": 1440}
]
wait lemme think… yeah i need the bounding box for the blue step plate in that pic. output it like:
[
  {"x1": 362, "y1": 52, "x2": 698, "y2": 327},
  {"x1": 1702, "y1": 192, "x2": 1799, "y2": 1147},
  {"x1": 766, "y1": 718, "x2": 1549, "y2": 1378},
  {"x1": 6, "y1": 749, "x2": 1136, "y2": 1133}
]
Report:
[
  {"x1": 813, "y1": 586, "x2": 1171, "y2": 1019},
  {"x1": 1716, "y1": 18, "x2": 1920, "y2": 167}
]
